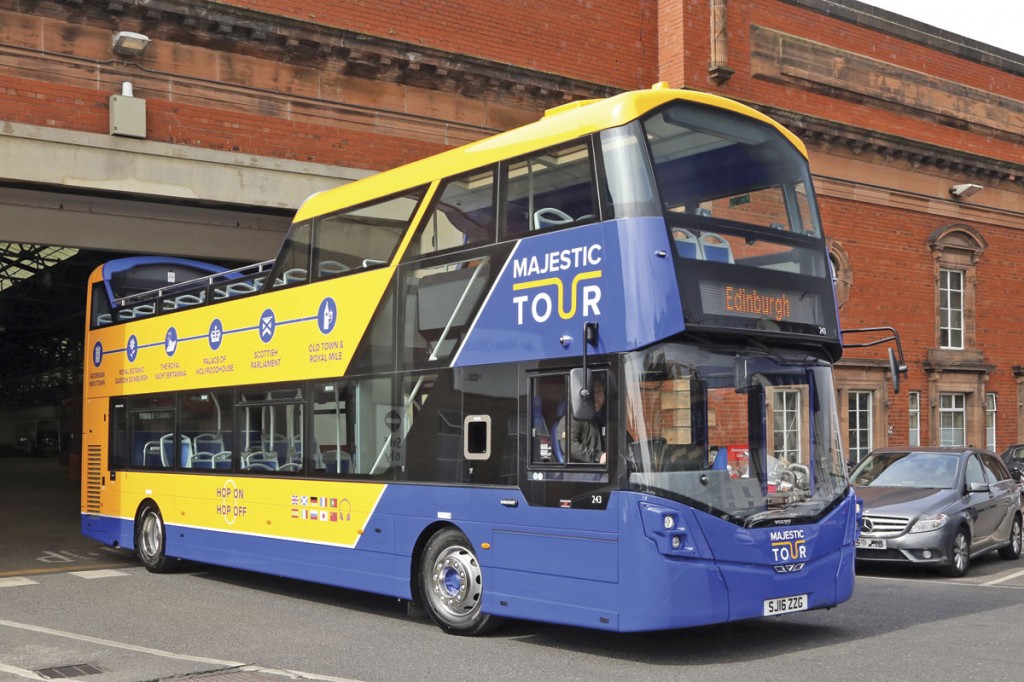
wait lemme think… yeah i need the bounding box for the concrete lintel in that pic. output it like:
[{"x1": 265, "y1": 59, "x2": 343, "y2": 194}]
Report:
[{"x1": 0, "y1": 120, "x2": 373, "y2": 210}]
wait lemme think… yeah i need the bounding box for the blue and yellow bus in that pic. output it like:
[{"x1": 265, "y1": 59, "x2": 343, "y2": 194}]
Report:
[{"x1": 83, "y1": 83, "x2": 868, "y2": 635}]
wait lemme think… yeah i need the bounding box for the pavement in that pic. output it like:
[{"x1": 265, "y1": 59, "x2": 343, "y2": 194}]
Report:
[{"x1": 0, "y1": 455, "x2": 137, "y2": 577}]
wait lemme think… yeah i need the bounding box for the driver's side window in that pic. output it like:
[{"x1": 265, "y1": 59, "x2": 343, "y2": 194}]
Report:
[{"x1": 529, "y1": 371, "x2": 608, "y2": 466}]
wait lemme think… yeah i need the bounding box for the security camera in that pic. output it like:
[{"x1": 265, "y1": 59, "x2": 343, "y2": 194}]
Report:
[{"x1": 950, "y1": 183, "x2": 983, "y2": 199}]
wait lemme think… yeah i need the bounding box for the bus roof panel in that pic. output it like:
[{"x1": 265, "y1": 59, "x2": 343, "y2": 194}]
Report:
[{"x1": 294, "y1": 87, "x2": 807, "y2": 222}]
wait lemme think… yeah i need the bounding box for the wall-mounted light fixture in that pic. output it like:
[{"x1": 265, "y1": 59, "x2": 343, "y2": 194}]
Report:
[
  {"x1": 112, "y1": 31, "x2": 150, "y2": 57},
  {"x1": 950, "y1": 183, "x2": 983, "y2": 199}
]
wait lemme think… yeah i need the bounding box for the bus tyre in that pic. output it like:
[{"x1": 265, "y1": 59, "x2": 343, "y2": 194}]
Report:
[
  {"x1": 942, "y1": 527, "x2": 970, "y2": 578},
  {"x1": 135, "y1": 504, "x2": 181, "y2": 574},
  {"x1": 419, "y1": 527, "x2": 501, "y2": 636},
  {"x1": 999, "y1": 515, "x2": 1022, "y2": 560}
]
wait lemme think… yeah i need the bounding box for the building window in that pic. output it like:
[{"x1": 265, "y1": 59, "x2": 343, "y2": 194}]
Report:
[
  {"x1": 908, "y1": 391, "x2": 921, "y2": 447},
  {"x1": 939, "y1": 393, "x2": 966, "y2": 447},
  {"x1": 827, "y1": 239, "x2": 853, "y2": 308},
  {"x1": 772, "y1": 389, "x2": 801, "y2": 461},
  {"x1": 928, "y1": 224, "x2": 986, "y2": 351},
  {"x1": 939, "y1": 268, "x2": 964, "y2": 349},
  {"x1": 986, "y1": 393, "x2": 997, "y2": 451},
  {"x1": 848, "y1": 391, "x2": 872, "y2": 464}
]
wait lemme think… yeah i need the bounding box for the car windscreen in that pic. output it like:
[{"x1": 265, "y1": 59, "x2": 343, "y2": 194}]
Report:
[{"x1": 852, "y1": 452, "x2": 959, "y2": 489}]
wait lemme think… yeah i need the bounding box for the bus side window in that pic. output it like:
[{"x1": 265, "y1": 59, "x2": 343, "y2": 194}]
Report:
[
  {"x1": 406, "y1": 169, "x2": 496, "y2": 261},
  {"x1": 180, "y1": 390, "x2": 233, "y2": 470},
  {"x1": 91, "y1": 282, "x2": 113, "y2": 327},
  {"x1": 311, "y1": 382, "x2": 354, "y2": 475},
  {"x1": 502, "y1": 141, "x2": 598, "y2": 238},
  {"x1": 530, "y1": 374, "x2": 568, "y2": 465},
  {"x1": 127, "y1": 394, "x2": 175, "y2": 470},
  {"x1": 314, "y1": 189, "x2": 426, "y2": 280},
  {"x1": 269, "y1": 221, "x2": 312, "y2": 289},
  {"x1": 109, "y1": 399, "x2": 128, "y2": 470}
]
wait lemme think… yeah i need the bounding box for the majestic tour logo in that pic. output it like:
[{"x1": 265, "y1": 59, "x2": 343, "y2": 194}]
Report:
[
  {"x1": 769, "y1": 528, "x2": 807, "y2": 562},
  {"x1": 510, "y1": 244, "x2": 603, "y2": 325}
]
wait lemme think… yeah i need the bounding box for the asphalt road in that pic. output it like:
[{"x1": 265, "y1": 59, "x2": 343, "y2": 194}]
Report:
[{"x1": 2, "y1": 457, "x2": 1022, "y2": 681}]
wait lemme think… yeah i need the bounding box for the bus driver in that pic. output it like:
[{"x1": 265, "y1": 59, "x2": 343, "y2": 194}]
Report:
[{"x1": 558, "y1": 375, "x2": 606, "y2": 464}]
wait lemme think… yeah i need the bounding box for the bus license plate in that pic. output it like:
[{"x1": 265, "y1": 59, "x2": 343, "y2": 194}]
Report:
[{"x1": 763, "y1": 594, "x2": 808, "y2": 616}]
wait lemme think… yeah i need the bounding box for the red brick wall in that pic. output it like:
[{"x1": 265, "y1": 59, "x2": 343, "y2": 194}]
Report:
[
  {"x1": 821, "y1": 194, "x2": 1024, "y2": 448},
  {"x1": 217, "y1": 0, "x2": 658, "y2": 89},
  {"x1": 669, "y1": 0, "x2": 1024, "y2": 168},
  {"x1": 0, "y1": 71, "x2": 444, "y2": 170}
]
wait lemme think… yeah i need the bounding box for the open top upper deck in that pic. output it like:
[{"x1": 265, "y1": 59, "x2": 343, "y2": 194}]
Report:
[{"x1": 86, "y1": 84, "x2": 840, "y2": 398}]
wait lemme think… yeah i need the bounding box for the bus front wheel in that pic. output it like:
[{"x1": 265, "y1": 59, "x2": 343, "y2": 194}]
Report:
[
  {"x1": 135, "y1": 503, "x2": 181, "y2": 573},
  {"x1": 419, "y1": 527, "x2": 501, "y2": 635}
]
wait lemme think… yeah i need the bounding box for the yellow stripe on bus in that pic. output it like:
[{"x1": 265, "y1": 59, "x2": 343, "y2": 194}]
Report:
[{"x1": 115, "y1": 472, "x2": 388, "y2": 548}]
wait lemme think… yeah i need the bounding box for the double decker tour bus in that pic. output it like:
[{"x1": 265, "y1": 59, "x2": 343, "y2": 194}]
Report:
[{"x1": 83, "y1": 83, "x2": 874, "y2": 635}]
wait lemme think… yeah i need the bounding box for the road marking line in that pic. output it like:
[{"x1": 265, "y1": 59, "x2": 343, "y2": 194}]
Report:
[
  {"x1": 860, "y1": 574, "x2": 1024, "y2": 589},
  {"x1": 69, "y1": 569, "x2": 129, "y2": 579},
  {"x1": 0, "y1": 620, "x2": 362, "y2": 682},
  {"x1": 241, "y1": 665, "x2": 363, "y2": 681},
  {"x1": 0, "y1": 619, "x2": 244, "y2": 667},
  {"x1": 0, "y1": 662, "x2": 45, "y2": 680},
  {"x1": 0, "y1": 578, "x2": 38, "y2": 588},
  {"x1": 0, "y1": 562, "x2": 135, "y2": 578},
  {"x1": 982, "y1": 567, "x2": 1024, "y2": 586}
]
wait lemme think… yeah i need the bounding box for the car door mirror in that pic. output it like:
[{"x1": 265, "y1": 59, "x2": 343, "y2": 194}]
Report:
[
  {"x1": 967, "y1": 481, "x2": 990, "y2": 494},
  {"x1": 1011, "y1": 467, "x2": 1023, "y2": 484}
]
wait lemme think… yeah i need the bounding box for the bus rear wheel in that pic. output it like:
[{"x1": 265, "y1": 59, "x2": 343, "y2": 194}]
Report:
[
  {"x1": 419, "y1": 527, "x2": 501, "y2": 635},
  {"x1": 135, "y1": 503, "x2": 181, "y2": 573}
]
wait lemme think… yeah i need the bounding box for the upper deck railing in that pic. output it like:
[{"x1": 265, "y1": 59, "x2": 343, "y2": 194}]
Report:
[{"x1": 97, "y1": 259, "x2": 275, "y2": 327}]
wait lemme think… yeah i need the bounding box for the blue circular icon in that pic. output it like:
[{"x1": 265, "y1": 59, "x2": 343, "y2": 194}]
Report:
[
  {"x1": 318, "y1": 297, "x2": 337, "y2": 334},
  {"x1": 92, "y1": 341, "x2": 103, "y2": 368},
  {"x1": 259, "y1": 308, "x2": 276, "y2": 343},
  {"x1": 209, "y1": 318, "x2": 224, "y2": 350},
  {"x1": 164, "y1": 327, "x2": 178, "y2": 357},
  {"x1": 126, "y1": 335, "x2": 139, "y2": 363}
]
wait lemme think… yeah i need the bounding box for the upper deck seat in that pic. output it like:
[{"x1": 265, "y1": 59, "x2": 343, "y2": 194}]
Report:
[
  {"x1": 318, "y1": 260, "x2": 350, "y2": 277},
  {"x1": 215, "y1": 276, "x2": 264, "y2": 299},
  {"x1": 173, "y1": 292, "x2": 205, "y2": 307},
  {"x1": 532, "y1": 207, "x2": 574, "y2": 231},
  {"x1": 278, "y1": 268, "x2": 308, "y2": 286},
  {"x1": 699, "y1": 232, "x2": 734, "y2": 263},
  {"x1": 671, "y1": 228, "x2": 701, "y2": 259}
]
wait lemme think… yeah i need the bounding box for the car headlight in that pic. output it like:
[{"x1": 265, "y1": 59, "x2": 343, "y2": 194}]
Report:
[{"x1": 909, "y1": 513, "x2": 949, "y2": 534}]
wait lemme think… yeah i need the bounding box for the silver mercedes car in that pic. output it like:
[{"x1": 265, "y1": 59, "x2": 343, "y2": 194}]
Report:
[{"x1": 852, "y1": 447, "x2": 1022, "y2": 577}]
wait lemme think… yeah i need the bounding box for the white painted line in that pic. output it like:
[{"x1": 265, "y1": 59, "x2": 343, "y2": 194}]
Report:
[
  {"x1": 861, "y1": 574, "x2": 1024, "y2": 589},
  {"x1": 982, "y1": 567, "x2": 1024, "y2": 586},
  {"x1": 0, "y1": 620, "x2": 363, "y2": 682},
  {"x1": 0, "y1": 619, "x2": 244, "y2": 667},
  {"x1": 69, "y1": 569, "x2": 129, "y2": 579},
  {"x1": 0, "y1": 662, "x2": 45, "y2": 680},
  {"x1": 0, "y1": 577, "x2": 38, "y2": 588},
  {"x1": 242, "y1": 665, "x2": 363, "y2": 681}
]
